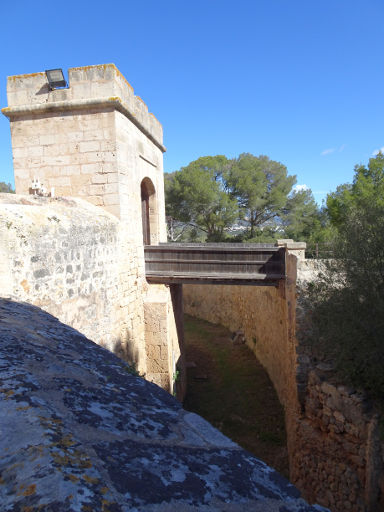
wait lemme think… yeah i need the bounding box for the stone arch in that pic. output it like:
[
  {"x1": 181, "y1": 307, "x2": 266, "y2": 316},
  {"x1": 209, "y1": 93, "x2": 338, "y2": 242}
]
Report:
[{"x1": 141, "y1": 177, "x2": 158, "y2": 245}]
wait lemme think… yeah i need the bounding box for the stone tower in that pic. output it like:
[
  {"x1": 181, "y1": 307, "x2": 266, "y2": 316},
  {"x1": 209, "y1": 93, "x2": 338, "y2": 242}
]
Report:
[
  {"x1": 2, "y1": 64, "x2": 166, "y2": 244},
  {"x1": 2, "y1": 65, "x2": 183, "y2": 394}
]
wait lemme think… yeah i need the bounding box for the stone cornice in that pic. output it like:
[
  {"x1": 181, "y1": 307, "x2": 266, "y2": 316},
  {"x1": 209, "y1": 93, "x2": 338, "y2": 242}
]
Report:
[{"x1": 1, "y1": 97, "x2": 166, "y2": 153}]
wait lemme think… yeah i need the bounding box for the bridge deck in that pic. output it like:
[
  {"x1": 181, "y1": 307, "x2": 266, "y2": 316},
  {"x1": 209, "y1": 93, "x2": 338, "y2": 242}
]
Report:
[{"x1": 144, "y1": 243, "x2": 286, "y2": 286}]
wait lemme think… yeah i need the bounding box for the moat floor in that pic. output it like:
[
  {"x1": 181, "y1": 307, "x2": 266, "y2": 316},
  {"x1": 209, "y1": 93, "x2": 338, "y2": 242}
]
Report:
[{"x1": 183, "y1": 314, "x2": 289, "y2": 477}]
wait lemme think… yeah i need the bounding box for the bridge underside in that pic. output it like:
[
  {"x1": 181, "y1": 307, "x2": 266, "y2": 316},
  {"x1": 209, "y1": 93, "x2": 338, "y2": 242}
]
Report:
[{"x1": 144, "y1": 243, "x2": 286, "y2": 286}]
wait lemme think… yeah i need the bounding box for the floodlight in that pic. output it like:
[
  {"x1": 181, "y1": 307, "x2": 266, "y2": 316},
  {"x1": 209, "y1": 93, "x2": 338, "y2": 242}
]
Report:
[{"x1": 45, "y1": 69, "x2": 67, "y2": 90}]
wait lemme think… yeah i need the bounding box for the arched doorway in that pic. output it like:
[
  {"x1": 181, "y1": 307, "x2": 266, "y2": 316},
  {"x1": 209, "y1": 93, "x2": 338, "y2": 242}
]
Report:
[{"x1": 141, "y1": 178, "x2": 157, "y2": 245}]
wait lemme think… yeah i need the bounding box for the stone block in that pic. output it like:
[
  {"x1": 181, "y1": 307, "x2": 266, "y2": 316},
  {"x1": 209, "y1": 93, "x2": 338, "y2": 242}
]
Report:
[
  {"x1": 89, "y1": 184, "x2": 105, "y2": 195},
  {"x1": 92, "y1": 174, "x2": 107, "y2": 184},
  {"x1": 84, "y1": 130, "x2": 104, "y2": 141},
  {"x1": 50, "y1": 176, "x2": 71, "y2": 187},
  {"x1": 44, "y1": 155, "x2": 71, "y2": 166},
  {"x1": 103, "y1": 194, "x2": 120, "y2": 205},
  {"x1": 146, "y1": 345, "x2": 161, "y2": 360},
  {"x1": 146, "y1": 357, "x2": 168, "y2": 373},
  {"x1": 39, "y1": 134, "x2": 57, "y2": 146},
  {"x1": 79, "y1": 118, "x2": 102, "y2": 132},
  {"x1": 68, "y1": 131, "x2": 85, "y2": 142},
  {"x1": 61, "y1": 165, "x2": 81, "y2": 176},
  {"x1": 107, "y1": 173, "x2": 119, "y2": 183},
  {"x1": 80, "y1": 163, "x2": 101, "y2": 175},
  {"x1": 13, "y1": 147, "x2": 29, "y2": 158},
  {"x1": 104, "y1": 183, "x2": 119, "y2": 194},
  {"x1": 79, "y1": 141, "x2": 100, "y2": 153}
]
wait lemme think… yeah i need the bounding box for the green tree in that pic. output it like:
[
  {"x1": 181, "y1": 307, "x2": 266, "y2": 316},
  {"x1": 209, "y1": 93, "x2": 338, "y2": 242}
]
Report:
[
  {"x1": 165, "y1": 156, "x2": 238, "y2": 241},
  {"x1": 326, "y1": 183, "x2": 353, "y2": 228},
  {"x1": 305, "y1": 153, "x2": 384, "y2": 402},
  {"x1": 226, "y1": 153, "x2": 296, "y2": 238},
  {"x1": 281, "y1": 188, "x2": 334, "y2": 248},
  {"x1": 327, "y1": 153, "x2": 384, "y2": 228},
  {"x1": 0, "y1": 182, "x2": 15, "y2": 193}
]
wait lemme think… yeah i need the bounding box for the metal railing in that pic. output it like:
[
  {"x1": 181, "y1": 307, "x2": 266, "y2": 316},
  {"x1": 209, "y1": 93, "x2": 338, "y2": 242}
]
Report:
[{"x1": 305, "y1": 242, "x2": 334, "y2": 259}]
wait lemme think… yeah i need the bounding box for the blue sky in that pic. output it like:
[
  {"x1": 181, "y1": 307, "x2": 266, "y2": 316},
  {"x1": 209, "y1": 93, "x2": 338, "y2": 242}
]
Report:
[{"x1": 1, "y1": 0, "x2": 383, "y2": 204}]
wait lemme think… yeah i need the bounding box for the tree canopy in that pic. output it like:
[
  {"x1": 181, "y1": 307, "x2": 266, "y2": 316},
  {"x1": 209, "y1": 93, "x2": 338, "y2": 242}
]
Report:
[
  {"x1": 226, "y1": 153, "x2": 296, "y2": 237},
  {"x1": 327, "y1": 153, "x2": 384, "y2": 228},
  {"x1": 282, "y1": 188, "x2": 333, "y2": 246},
  {"x1": 165, "y1": 156, "x2": 238, "y2": 241},
  {"x1": 165, "y1": 153, "x2": 326, "y2": 244}
]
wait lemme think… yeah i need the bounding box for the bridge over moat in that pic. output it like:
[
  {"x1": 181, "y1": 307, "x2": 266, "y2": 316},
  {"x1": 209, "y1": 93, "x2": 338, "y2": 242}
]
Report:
[{"x1": 144, "y1": 243, "x2": 286, "y2": 286}]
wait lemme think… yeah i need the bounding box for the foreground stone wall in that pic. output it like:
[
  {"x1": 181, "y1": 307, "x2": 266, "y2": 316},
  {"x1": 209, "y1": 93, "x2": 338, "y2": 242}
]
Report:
[{"x1": 0, "y1": 297, "x2": 327, "y2": 511}]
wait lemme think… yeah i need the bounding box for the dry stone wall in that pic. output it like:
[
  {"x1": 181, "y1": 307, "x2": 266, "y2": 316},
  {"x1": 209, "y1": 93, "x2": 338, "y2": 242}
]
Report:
[
  {"x1": 291, "y1": 259, "x2": 384, "y2": 511},
  {"x1": 290, "y1": 370, "x2": 384, "y2": 511}
]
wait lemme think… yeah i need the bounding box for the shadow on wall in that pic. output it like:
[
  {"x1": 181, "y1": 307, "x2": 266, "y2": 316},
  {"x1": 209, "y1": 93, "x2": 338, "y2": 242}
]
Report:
[{"x1": 112, "y1": 336, "x2": 141, "y2": 372}]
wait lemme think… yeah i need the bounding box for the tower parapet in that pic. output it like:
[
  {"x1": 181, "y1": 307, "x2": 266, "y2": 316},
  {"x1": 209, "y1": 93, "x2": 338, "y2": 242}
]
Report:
[
  {"x1": 2, "y1": 64, "x2": 166, "y2": 234},
  {"x1": 3, "y1": 64, "x2": 163, "y2": 149}
]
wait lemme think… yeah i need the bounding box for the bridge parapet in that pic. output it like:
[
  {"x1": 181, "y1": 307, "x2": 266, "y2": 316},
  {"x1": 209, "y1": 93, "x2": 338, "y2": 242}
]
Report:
[{"x1": 145, "y1": 243, "x2": 286, "y2": 285}]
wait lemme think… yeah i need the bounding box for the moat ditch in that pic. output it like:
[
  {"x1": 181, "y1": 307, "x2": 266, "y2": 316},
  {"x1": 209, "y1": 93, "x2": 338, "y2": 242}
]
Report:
[{"x1": 182, "y1": 313, "x2": 289, "y2": 477}]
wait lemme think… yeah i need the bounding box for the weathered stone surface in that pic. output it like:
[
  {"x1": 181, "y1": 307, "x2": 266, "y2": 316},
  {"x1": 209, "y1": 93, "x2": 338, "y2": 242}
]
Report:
[{"x1": 0, "y1": 298, "x2": 327, "y2": 511}]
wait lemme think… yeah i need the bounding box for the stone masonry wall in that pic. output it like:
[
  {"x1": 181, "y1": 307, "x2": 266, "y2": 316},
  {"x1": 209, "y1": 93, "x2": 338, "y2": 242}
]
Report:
[
  {"x1": 289, "y1": 369, "x2": 384, "y2": 511},
  {"x1": 4, "y1": 64, "x2": 163, "y2": 143},
  {"x1": 3, "y1": 64, "x2": 166, "y2": 225},
  {"x1": 0, "y1": 194, "x2": 137, "y2": 358},
  {"x1": 183, "y1": 246, "x2": 302, "y2": 483},
  {"x1": 0, "y1": 193, "x2": 182, "y2": 394},
  {"x1": 8, "y1": 108, "x2": 121, "y2": 215},
  {"x1": 114, "y1": 109, "x2": 165, "y2": 235}
]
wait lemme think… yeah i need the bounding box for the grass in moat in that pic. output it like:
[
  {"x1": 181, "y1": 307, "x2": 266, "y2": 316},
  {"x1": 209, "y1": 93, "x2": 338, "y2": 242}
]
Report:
[{"x1": 183, "y1": 314, "x2": 289, "y2": 477}]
